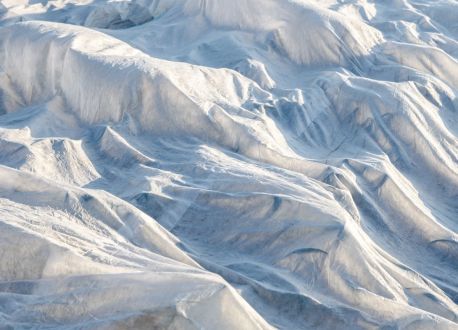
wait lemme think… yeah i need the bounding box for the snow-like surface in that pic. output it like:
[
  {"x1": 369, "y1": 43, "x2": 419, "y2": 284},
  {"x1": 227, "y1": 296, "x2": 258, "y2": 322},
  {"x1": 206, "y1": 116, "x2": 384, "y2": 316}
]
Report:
[{"x1": 0, "y1": 0, "x2": 457, "y2": 329}]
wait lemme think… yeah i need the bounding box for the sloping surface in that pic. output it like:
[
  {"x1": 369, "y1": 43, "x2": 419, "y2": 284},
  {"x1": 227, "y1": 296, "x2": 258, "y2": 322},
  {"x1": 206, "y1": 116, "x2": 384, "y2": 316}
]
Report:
[{"x1": 0, "y1": 0, "x2": 457, "y2": 329}]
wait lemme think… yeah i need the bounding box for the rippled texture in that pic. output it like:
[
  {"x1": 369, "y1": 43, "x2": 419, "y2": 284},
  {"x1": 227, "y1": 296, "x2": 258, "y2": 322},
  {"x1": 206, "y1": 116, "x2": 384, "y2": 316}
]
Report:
[{"x1": 0, "y1": 0, "x2": 457, "y2": 329}]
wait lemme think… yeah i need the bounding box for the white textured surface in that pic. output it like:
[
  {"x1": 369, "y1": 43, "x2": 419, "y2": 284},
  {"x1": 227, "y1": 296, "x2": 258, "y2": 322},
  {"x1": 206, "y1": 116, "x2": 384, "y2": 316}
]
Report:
[{"x1": 0, "y1": 0, "x2": 457, "y2": 329}]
